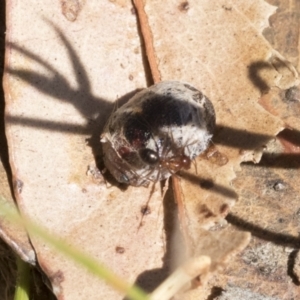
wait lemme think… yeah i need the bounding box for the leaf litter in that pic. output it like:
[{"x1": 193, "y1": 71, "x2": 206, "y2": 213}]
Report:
[
  {"x1": 137, "y1": 0, "x2": 298, "y2": 298},
  {"x1": 2, "y1": 0, "x2": 299, "y2": 299}
]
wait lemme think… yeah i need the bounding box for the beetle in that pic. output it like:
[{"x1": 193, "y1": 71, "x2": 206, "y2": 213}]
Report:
[{"x1": 101, "y1": 81, "x2": 215, "y2": 187}]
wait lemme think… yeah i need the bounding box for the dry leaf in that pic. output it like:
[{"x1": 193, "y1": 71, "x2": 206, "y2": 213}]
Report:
[
  {"x1": 4, "y1": 1, "x2": 167, "y2": 299},
  {"x1": 220, "y1": 132, "x2": 300, "y2": 299},
  {"x1": 264, "y1": 0, "x2": 300, "y2": 71},
  {"x1": 137, "y1": 0, "x2": 298, "y2": 298},
  {"x1": 3, "y1": 0, "x2": 300, "y2": 299},
  {"x1": 208, "y1": 1, "x2": 300, "y2": 297},
  {"x1": 259, "y1": 86, "x2": 300, "y2": 131}
]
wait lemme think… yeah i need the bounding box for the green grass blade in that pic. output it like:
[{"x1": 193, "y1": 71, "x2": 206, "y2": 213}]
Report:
[
  {"x1": 14, "y1": 256, "x2": 31, "y2": 300},
  {"x1": 0, "y1": 198, "x2": 149, "y2": 300}
]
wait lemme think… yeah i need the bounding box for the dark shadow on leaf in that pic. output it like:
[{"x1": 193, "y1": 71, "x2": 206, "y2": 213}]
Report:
[
  {"x1": 179, "y1": 171, "x2": 238, "y2": 199},
  {"x1": 247, "y1": 58, "x2": 293, "y2": 94},
  {"x1": 244, "y1": 152, "x2": 300, "y2": 169},
  {"x1": 207, "y1": 287, "x2": 225, "y2": 300},
  {"x1": 5, "y1": 116, "x2": 89, "y2": 135},
  {"x1": 214, "y1": 125, "x2": 273, "y2": 150},
  {"x1": 5, "y1": 23, "x2": 143, "y2": 187},
  {"x1": 226, "y1": 213, "x2": 300, "y2": 248},
  {"x1": 227, "y1": 212, "x2": 300, "y2": 284},
  {"x1": 248, "y1": 61, "x2": 273, "y2": 93},
  {"x1": 242, "y1": 128, "x2": 300, "y2": 169},
  {"x1": 287, "y1": 250, "x2": 300, "y2": 286},
  {"x1": 278, "y1": 127, "x2": 300, "y2": 147},
  {"x1": 6, "y1": 37, "x2": 110, "y2": 120}
]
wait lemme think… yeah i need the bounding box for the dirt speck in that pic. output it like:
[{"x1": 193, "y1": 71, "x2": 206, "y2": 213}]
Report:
[
  {"x1": 198, "y1": 204, "x2": 215, "y2": 218},
  {"x1": 115, "y1": 246, "x2": 125, "y2": 254},
  {"x1": 222, "y1": 5, "x2": 232, "y2": 11},
  {"x1": 220, "y1": 203, "x2": 229, "y2": 214},
  {"x1": 178, "y1": 1, "x2": 189, "y2": 12},
  {"x1": 141, "y1": 205, "x2": 151, "y2": 215},
  {"x1": 131, "y1": 7, "x2": 136, "y2": 15},
  {"x1": 14, "y1": 179, "x2": 23, "y2": 194}
]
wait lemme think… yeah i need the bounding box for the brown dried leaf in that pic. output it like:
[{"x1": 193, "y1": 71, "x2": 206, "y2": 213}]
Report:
[
  {"x1": 219, "y1": 131, "x2": 300, "y2": 299},
  {"x1": 4, "y1": 1, "x2": 166, "y2": 299},
  {"x1": 138, "y1": 0, "x2": 298, "y2": 297},
  {"x1": 259, "y1": 86, "x2": 300, "y2": 131},
  {"x1": 210, "y1": 2, "x2": 300, "y2": 296},
  {"x1": 264, "y1": 0, "x2": 300, "y2": 71}
]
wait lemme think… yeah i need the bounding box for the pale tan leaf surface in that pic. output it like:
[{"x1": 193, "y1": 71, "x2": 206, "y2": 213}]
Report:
[
  {"x1": 205, "y1": 2, "x2": 300, "y2": 297},
  {"x1": 0, "y1": 161, "x2": 35, "y2": 264},
  {"x1": 140, "y1": 0, "x2": 298, "y2": 299},
  {"x1": 4, "y1": 1, "x2": 168, "y2": 299}
]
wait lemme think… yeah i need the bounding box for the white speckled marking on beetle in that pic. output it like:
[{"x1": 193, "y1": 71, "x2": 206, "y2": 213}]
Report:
[{"x1": 101, "y1": 81, "x2": 216, "y2": 187}]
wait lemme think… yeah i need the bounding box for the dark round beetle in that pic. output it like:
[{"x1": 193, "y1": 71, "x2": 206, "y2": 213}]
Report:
[{"x1": 101, "y1": 81, "x2": 216, "y2": 187}]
